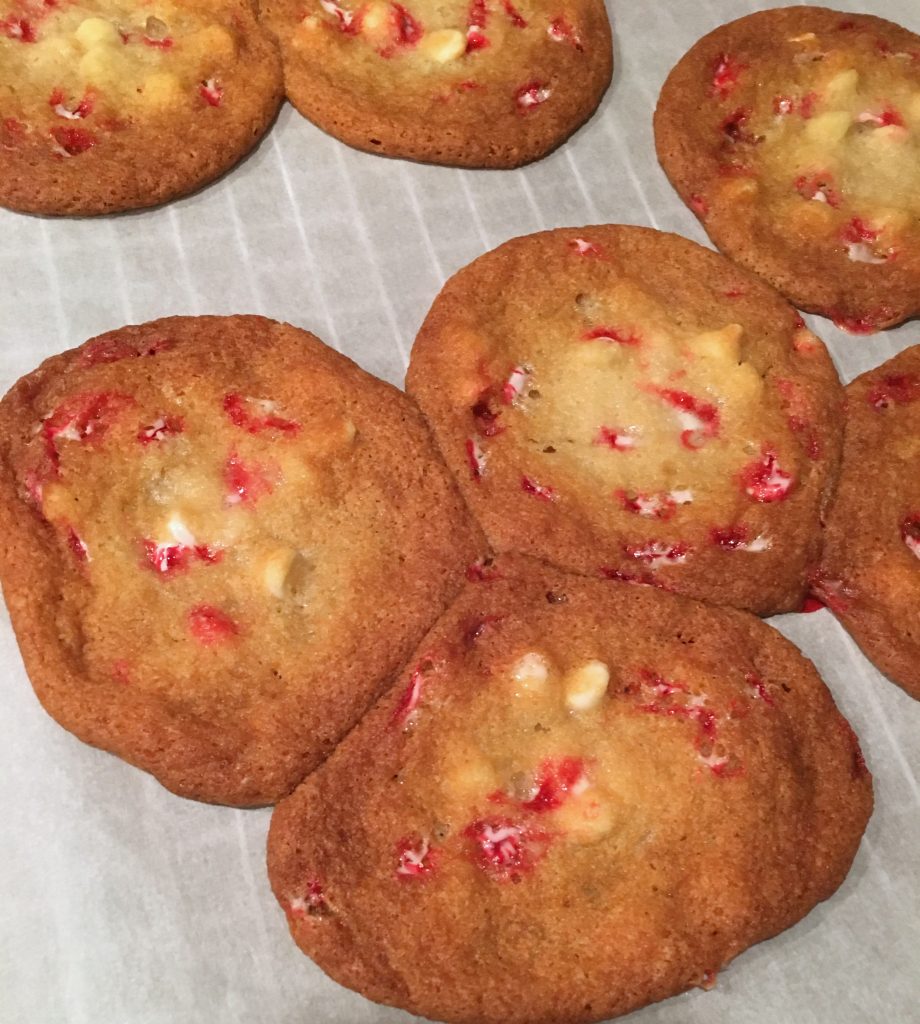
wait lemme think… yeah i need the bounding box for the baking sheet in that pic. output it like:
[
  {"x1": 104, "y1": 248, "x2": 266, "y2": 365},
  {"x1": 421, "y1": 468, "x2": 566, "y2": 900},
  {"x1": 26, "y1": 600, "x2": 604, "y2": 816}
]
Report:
[{"x1": 2, "y1": 1, "x2": 919, "y2": 1021}]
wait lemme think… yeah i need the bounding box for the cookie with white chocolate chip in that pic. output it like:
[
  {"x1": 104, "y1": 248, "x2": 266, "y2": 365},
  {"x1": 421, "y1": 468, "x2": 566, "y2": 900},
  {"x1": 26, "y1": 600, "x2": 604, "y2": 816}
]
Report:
[
  {"x1": 0, "y1": 316, "x2": 484, "y2": 805},
  {"x1": 259, "y1": 0, "x2": 612, "y2": 167},
  {"x1": 0, "y1": 0, "x2": 283, "y2": 215},
  {"x1": 819, "y1": 345, "x2": 920, "y2": 701},
  {"x1": 654, "y1": 6, "x2": 920, "y2": 333},
  {"x1": 268, "y1": 555, "x2": 873, "y2": 1024},
  {"x1": 407, "y1": 225, "x2": 843, "y2": 615}
]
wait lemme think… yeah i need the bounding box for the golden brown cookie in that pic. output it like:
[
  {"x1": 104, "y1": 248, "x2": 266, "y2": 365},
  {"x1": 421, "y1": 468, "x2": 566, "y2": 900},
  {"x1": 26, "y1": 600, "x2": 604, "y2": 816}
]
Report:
[
  {"x1": 407, "y1": 225, "x2": 843, "y2": 615},
  {"x1": 654, "y1": 6, "x2": 920, "y2": 334},
  {"x1": 268, "y1": 556, "x2": 873, "y2": 1024},
  {"x1": 819, "y1": 345, "x2": 920, "y2": 700},
  {"x1": 0, "y1": 0, "x2": 283, "y2": 215},
  {"x1": 0, "y1": 316, "x2": 484, "y2": 805},
  {"x1": 260, "y1": 0, "x2": 612, "y2": 167}
]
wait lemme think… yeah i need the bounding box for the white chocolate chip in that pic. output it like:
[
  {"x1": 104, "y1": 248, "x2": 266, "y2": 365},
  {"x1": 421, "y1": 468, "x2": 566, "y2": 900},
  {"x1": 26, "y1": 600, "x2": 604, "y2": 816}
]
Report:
[
  {"x1": 75, "y1": 17, "x2": 120, "y2": 48},
  {"x1": 564, "y1": 660, "x2": 610, "y2": 712},
  {"x1": 167, "y1": 515, "x2": 196, "y2": 547},
  {"x1": 263, "y1": 548, "x2": 312, "y2": 602},
  {"x1": 804, "y1": 111, "x2": 852, "y2": 146},
  {"x1": 419, "y1": 28, "x2": 466, "y2": 63},
  {"x1": 511, "y1": 652, "x2": 549, "y2": 691}
]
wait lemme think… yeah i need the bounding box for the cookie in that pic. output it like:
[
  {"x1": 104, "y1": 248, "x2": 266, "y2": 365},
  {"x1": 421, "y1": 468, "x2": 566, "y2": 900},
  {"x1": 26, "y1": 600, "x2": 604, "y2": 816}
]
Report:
[
  {"x1": 654, "y1": 7, "x2": 920, "y2": 334},
  {"x1": 0, "y1": 0, "x2": 283, "y2": 215},
  {"x1": 268, "y1": 556, "x2": 872, "y2": 1024},
  {"x1": 0, "y1": 316, "x2": 484, "y2": 806},
  {"x1": 259, "y1": 0, "x2": 612, "y2": 167},
  {"x1": 819, "y1": 345, "x2": 920, "y2": 700},
  {"x1": 407, "y1": 225, "x2": 843, "y2": 615}
]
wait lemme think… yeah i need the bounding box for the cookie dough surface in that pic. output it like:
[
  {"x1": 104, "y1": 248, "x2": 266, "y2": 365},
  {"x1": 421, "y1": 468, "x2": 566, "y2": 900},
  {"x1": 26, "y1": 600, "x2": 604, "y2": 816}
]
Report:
[
  {"x1": 820, "y1": 345, "x2": 920, "y2": 700},
  {"x1": 655, "y1": 6, "x2": 920, "y2": 333},
  {"x1": 268, "y1": 557, "x2": 872, "y2": 1024},
  {"x1": 0, "y1": 0, "x2": 283, "y2": 214},
  {"x1": 260, "y1": 0, "x2": 612, "y2": 166},
  {"x1": 407, "y1": 225, "x2": 843, "y2": 614},
  {"x1": 0, "y1": 316, "x2": 483, "y2": 805}
]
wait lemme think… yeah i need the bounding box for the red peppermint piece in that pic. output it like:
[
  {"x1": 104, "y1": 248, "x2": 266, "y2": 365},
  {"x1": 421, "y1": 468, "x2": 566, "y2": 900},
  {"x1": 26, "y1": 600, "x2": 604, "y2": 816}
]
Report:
[
  {"x1": 568, "y1": 237, "x2": 603, "y2": 257},
  {"x1": 521, "y1": 475, "x2": 556, "y2": 502},
  {"x1": 547, "y1": 16, "x2": 582, "y2": 50},
  {"x1": 142, "y1": 540, "x2": 221, "y2": 577},
  {"x1": 868, "y1": 374, "x2": 920, "y2": 409},
  {"x1": 522, "y1": 757, "x2": 586, "y2": 813},
  {"x1": 515, "y1": 81, "x2": 551, "y2": 113},
  {"x1": 187, "y1": 605, "x2": 239, "y2": 645},
  {"x1": 689, "y1": 193, "x2": 709, "y2": 216},
  {"x1": 794, "y1": 173, "x2": 841, "y2": 208},
  {"x1": 595, "y1": 426, "x2": 638, "y2": 451},
  {"x1": 740, "y1": 448, "x2": 793, "y2": 502},
  {"x1": 653, "y1": 388, "x2": 720, "y2": 449},
  {"x1": 582, "y1": 325, "x2": 641, "y2": 346},
  {"x1": 287, "y1": 879, "x2": 330, "y2": 918},
  {"x1": 464, "y1": 819, "x2": 551, "y2": 880},
  {"x1": 49, "y1": 87, "x2": 95, "y2": 119},
  {"x1": 1, "y1": 16, "x2": 37, "y2": 41},
  {"x1": 143, "y1": 34, "x2": 174, "y2": 48},
  {"x1": 624, "y1": 541, "x2": 690, "y2": 570},
  {"x1": 466, "y1": 557, "x2": 502, "y2": 583},
  {"x1": 66, "y1": 525, "x2": 89, "y2": 563},
  {"x1": 391, "y1": 657, "x2": 436, "y2": 727},
  {"x1": 720, "y1": 107, "x2": 756, "y2": 143},
  {"x1": 471, "y1": 391, "x2": 503, "y2": 437},
  {"x1": 43, "y1": 392, "x2": 133, "y2": 467},
  {"x1": 901, "y1": 514, "x2": 920, "y2": 560},
  {"x1": 224, "y1": 453, "x2": 274, "y2": 506},
  {"x1": 841, "y1": 217, "x2": 880, "y2": 244},
  {"x1": 319, "y1": 0, "x2": 363, "y2": 33},
  {"x1": 395, "y1": 836, "x2": 437, "y2": 879},
  {"x1": 81, "y1": 335, "x2": 173, "y2": 366},
  {"x1": 391, "y1": 2, "x2": 422, "y2": 45},
  {"x1": 465, "y1": 437, "x2": 486, "y2": 481},
  {"x1": 137, "y1": 416, "x2": 183, "y2": 444},
  {"x1": 50, "y1": 125, "x2": 97, "y2": 156},
  {"x1": 710, "y1": 53, "x2": 746, "y2": 98},
  {"x1": 832, "y1": 308, "x2": 895, "y2": 335},
  {"x1": 501, "y1": 365, "x2": 530, "y2": 404},
  {"x1": 223, "y1": 393, "x2": 300, "y2": 435},
  {"x1": 501, "y1": 0, "x2": 526, "y2": 27},
  {"x1": 745, "y1": 672, "x2": 775, "y2": 707},
  {"x1": 616, "y1": 489, "x2": 685, "y2": 520},
  {"x1": 800, "y1": 594, "x2": 825, "y2": 613},
  {"x1": 199, "y1": 78, "x2": 224, "y2": 107}
]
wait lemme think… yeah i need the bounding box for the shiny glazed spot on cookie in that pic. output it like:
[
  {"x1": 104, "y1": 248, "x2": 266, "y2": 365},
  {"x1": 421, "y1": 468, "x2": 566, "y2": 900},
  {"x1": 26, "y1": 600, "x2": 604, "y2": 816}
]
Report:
[{"x1": 0, "y1": 1, "x2": 238, "y2": 157}]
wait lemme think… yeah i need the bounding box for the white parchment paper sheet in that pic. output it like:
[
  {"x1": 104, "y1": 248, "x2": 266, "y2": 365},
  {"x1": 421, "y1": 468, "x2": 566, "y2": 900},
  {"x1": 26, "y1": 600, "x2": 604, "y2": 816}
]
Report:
[{"x1": 1, "y1": 1, "x2": 918, "y2": 1022}]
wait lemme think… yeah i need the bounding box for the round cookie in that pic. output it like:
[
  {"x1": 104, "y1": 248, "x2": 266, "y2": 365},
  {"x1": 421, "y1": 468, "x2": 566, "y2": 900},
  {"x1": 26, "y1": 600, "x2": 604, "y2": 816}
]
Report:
[
  {"x1": 407, "y1": 225, "x2": 843, "y2": 615},
  {"x1": 819, "y1": 345, "x2": 920, "y2": 700},
  {"x1": 654, "y1": 6, "x2": 920, "y2": 334},
  {"x1": 0, "y1": 316, "x2": 484, "y2": 806},
  {"x1": 259, "y1": 0, "x2": 612, "y2": 167},
  {"x1": 268, "y1": 556, "x2": 873, "y2": 1024},
  {"x1": 0, "y1": 1, "x2": 283, "y2": 215}
]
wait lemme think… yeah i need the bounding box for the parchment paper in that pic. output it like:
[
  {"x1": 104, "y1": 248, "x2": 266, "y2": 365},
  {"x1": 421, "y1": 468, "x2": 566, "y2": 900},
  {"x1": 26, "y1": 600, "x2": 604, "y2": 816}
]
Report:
[{"x1": 1, "y1": 1, "x2": 918, "y2": 1021}]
